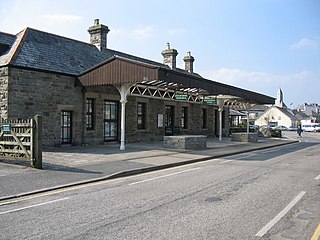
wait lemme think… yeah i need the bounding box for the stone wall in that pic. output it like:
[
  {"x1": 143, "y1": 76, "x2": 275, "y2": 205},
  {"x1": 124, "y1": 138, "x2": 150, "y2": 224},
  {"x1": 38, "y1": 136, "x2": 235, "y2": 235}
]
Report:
[
  {"x1": 0, "y1": 67, "x2": 9, "y2": 119},
  {"x1": 7, "y1": 67, "x2": 83, "y2": 146},
  {"x1": 84, "y1": 85, "x2": 120, "y2": 145},
  {"x1": 163, "y1": 135, "x2": 207, "y2": 149},
  {"x1": 2, "y1": 66, "x2": 230, "y2": 147}
]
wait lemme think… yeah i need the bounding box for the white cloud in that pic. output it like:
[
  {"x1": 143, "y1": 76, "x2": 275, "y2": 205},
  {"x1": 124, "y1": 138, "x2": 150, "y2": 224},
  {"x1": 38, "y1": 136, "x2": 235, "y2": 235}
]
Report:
[
  {"x1": 111, "y1": 26, "x2": 155, "y2": 40},
  {"x1": 133, "y1": 26, "x2": 155, "y2": 39},
  {"x1": 290, "y1": 37, "x2": 319, "y2": 50},
  {"x1": 201, "y1": 68, "x2": 274, "y2": 86},
  {"x1": 43, "y1": 14, "x2": 82, "y2": 23},
  {"x1": 166, "y1": 27, "x2": 187, "y2": 36},
  {"x1": 199, "y1": 67, "x2": 315, "y2": 103}
]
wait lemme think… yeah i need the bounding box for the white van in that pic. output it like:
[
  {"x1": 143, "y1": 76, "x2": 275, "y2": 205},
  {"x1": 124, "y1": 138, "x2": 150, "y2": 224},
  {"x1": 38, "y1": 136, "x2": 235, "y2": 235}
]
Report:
[{"x1": 302, "y1": 123, "x2": 320, "y2": 132}]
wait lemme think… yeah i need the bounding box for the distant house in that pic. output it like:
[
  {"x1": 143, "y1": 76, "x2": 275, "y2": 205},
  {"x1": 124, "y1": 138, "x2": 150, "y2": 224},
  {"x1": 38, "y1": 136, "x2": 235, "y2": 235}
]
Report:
[
  {"x1": 229, "y1": 104, "x2": 268, "y2": 127},
  {"x1": 255, "y1": 106, "x2": 299, "y2": 128},
  {"x1": 297, "y1": 103, "x2": 320, "y2": 123},
  {"x1": 255, "y1": 89, "x2": 299, "y2": 128}
]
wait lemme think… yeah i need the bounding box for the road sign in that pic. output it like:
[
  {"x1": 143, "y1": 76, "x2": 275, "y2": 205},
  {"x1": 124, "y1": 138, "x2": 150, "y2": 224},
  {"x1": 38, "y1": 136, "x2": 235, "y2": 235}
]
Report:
[
  {"x1": 175, "y1": 94, "x2": 188, "y2": 100},
  {"x1": 203, "y1": 98, "x2": 217, "y2": 105},
  {"x1": 2, "y1": 124, "x2": 11, "y2": 134}
]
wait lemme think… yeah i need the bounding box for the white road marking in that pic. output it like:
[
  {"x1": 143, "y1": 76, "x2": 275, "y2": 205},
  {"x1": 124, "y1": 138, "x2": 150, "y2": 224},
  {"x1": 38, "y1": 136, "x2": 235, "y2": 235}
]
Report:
[
  {"x1": 220, "y1": 160, "x2": 234, "y2": 164},
  {"x1": 315, "y1": 175, "x2": 320, "y2": 180},
  {"x1": 0, "y1": 197, "x2": 69, "y2": 215},
  {"x1": 129, "y1": 168, "x2": 201, "y2": 185},
  {"x1": 256, "y1": 191, "x2": 306, "y2": 237}
]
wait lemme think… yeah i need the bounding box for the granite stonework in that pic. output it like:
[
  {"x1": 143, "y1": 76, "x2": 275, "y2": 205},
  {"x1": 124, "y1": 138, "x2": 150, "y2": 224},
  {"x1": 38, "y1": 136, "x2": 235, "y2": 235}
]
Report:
[
  {"x1": 0, "y1": 67, "x2": 9, "y2": 119},
  {"x1": 5, "y1": 67, "x2": 83, "y2": 146},
  {"x1": 163, "y1": 135, "x2": 207, "y2": 150},
  {"x1": 0, "y1": 66, "x2": 230, "y2": 147},
  {"x1": 231, "y1": 132, "x2": 258, "y2": 142}
]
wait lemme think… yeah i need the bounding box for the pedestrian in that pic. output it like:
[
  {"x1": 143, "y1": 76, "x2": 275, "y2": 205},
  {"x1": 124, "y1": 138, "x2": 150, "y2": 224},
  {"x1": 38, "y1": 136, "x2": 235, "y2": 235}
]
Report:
[{"x1": 297, "y1": 125, "x2": 302, "y2": 138}]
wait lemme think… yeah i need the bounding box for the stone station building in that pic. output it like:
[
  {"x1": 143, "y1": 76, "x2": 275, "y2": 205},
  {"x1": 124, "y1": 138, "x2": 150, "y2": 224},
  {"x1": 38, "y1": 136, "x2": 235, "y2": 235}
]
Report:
[{"x1": 0, "y1": 19, "x2": 274, "y2": 148}]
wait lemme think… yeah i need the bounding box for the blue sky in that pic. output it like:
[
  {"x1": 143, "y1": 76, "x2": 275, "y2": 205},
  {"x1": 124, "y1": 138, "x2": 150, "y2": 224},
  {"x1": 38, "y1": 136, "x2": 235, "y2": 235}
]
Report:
[{"x1": 1, "y1": 0, "x2": 319, "y2": 107}]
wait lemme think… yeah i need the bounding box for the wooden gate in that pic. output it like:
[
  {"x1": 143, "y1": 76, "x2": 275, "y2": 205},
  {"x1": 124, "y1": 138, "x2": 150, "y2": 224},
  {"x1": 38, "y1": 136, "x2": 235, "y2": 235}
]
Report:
[{"x1": 0, "y1": 115, "x2": 42, "y2": 169}]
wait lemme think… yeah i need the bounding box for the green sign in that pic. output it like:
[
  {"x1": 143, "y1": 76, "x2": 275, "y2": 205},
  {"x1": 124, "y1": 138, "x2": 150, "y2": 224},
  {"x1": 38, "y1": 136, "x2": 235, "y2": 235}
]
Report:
[
  {"x1": 175, "y1": 94, "x2": 188, "y2": 100},
  {"x1": 203, "y1": 98, "x2": 217, "y2": 105},
  {"x1": 2, "y1": 124, "x2": 11, "y2": 134}
]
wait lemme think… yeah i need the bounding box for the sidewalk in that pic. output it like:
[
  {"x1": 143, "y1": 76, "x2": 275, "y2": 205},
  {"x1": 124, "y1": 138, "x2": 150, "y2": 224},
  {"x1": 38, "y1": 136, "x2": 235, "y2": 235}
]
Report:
[{"x1": 0, "y1": 136, "x2": 298, "y2": 201}]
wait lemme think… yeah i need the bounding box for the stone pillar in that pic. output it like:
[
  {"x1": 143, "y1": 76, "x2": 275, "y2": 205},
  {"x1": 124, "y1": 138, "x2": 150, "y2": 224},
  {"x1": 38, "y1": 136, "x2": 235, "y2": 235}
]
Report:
[
  {"x1": 161, "y1": 43, "x2": 178, "y2": 69},
  {"x1": 87, "y1": 19, "x2": 110, "y2": 51},
  {"x1": 183, "y1": 51, "x2": 195, "y2": 73}
]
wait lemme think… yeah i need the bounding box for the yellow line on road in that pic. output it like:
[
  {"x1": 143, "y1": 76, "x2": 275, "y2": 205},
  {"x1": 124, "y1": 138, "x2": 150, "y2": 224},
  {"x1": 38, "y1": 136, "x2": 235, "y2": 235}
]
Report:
[
  {"x1": 0, "y1": 177, "x2": 126, "y2": 206},
  {"x1": 311, "y1": 224, "x2": 320, "y2": 240}
]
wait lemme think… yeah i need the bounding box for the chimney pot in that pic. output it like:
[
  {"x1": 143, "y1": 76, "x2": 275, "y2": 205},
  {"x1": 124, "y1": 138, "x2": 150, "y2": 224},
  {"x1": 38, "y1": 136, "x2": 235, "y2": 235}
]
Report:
[
  {"x1": 88, "y1": 19, "x2": 110, "y2": 51},
  {"x1": 161, "y1": 43, "x2": 178, "y2": 69},
  {"x1": 183, "y1": 51, "x2": 195, "y2": 73}
]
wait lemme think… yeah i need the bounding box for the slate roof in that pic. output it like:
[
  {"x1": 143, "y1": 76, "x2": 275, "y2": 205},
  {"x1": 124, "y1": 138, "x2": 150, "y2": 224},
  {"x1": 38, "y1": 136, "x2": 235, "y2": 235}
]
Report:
[
  {"x1": 0, "y1": 26, "x2": 274, "y2": 104},
  {"x1": 0, "y1": 32, "x2": 16, "y2": 45},
  {"x1": 275, "y1": 106, "x2": 299, "y2": 121},
  {"x1": 0, "y1": 27, "x2": 204, "y2": 78},
  {"x1": 5, "y1": 28, "x2": 116, "y2": 75}
]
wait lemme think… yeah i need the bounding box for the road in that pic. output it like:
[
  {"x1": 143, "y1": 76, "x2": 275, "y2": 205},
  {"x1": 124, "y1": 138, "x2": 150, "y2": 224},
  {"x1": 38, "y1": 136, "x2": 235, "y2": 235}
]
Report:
[{"x1": 0, "y1": 132, "x2": 319, "y2": 239}]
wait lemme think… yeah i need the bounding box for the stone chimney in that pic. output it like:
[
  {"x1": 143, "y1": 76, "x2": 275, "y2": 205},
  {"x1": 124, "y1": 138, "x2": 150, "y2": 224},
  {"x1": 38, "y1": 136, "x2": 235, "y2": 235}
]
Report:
[
  {"x1": 183, "y1": 51, "x2": 195, "y2": 73},
  {"x1": 161, "y1": 43, "x2": 178, "y2": 69},
  {"x1": 88, "y1": 19, "x2": 110, "y2": 51}
]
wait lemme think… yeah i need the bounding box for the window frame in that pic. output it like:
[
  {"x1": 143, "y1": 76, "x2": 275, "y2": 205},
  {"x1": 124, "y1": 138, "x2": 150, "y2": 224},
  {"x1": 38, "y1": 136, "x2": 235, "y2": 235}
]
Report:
[
  {"x1": 181, "y1": 107, "x2": 188, "y2": 129},
  {"x1": 137, "y1": 102, "x2": 146, "y2": 130},
  {"x1": 86, "y1": 98, "x2": 95, "y2": 130}
]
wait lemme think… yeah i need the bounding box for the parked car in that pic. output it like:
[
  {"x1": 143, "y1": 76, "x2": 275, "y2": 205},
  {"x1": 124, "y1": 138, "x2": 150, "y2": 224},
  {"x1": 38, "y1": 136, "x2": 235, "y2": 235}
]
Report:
[
  {"x1": 302, "y1": 123, "x2": 320, "y2": 132},
  {"x1": 249, "y1": 125, "x2": 259, "y2": 131},
  {"x1": 268, "y1": 124, "x2": 276, "y2": 130},
  {"x1": 288, "y1": 126, "x2": 297, "y2": 131},
  {"x1": 274, "y1": 125, "x2": 288, "y2": 131}
]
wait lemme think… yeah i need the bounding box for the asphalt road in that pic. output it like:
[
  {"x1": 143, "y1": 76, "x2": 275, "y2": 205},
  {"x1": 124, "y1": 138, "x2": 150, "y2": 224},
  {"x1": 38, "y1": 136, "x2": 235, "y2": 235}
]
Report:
[{"x1": 0, "y1": 132, "x2": 319, "y2": 240}]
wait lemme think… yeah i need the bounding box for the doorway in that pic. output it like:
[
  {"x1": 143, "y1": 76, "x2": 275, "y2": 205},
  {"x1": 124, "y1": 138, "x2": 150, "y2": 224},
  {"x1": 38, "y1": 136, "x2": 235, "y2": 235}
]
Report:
[
  {"x1": 104, "y1": 101, "x2": 118, "y2": 141},
  {"x1": 61, "y1": 111, "x2": 72, "y2": 144}
]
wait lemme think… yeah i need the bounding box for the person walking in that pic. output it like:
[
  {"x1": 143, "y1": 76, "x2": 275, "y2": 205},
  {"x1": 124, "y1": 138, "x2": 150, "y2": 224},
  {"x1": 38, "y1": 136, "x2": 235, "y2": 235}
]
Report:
[{"x1": 297, "y1": 125, "x2": 302, "y2": 138}]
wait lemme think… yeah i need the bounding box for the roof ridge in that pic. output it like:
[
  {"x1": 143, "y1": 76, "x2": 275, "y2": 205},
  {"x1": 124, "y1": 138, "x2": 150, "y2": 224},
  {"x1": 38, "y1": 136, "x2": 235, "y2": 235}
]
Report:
[
  {"x1": 8, "y1": 28, "x2": 29, "y2": 64},
  {"x1": 25, "y1": 27, "x2": 94, "y2": 47}
]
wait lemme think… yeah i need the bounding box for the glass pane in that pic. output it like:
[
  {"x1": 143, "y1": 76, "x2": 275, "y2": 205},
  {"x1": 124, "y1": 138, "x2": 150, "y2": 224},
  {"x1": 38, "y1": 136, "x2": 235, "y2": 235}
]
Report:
[{"x1": 111, "y1": 104, "x2": 116, "y2": 119}]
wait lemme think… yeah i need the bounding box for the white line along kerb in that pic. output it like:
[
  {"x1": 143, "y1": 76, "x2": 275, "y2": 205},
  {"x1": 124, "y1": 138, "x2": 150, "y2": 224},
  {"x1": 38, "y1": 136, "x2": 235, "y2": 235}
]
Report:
[
  {"x1": 256, "y1": 191, "x2": 306, "y2": 237},
  {"x1": 0, "y1": 197, "x2": 69, "y2": 215}
]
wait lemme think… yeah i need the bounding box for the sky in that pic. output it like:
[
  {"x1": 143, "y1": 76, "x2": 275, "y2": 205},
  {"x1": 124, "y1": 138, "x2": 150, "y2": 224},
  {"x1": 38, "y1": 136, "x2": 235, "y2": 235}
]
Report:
[{"x1": 1, "y1": 0, "x2": 319, "y2": 108}]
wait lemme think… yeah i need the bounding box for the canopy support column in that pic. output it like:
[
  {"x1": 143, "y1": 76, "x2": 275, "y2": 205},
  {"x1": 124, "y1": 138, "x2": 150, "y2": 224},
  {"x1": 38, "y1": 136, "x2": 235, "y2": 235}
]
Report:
[
  {"x1": 217, "y1": 99, "x2": 224, "y2": 142},
  {"x1": 116, "y1": 84, "x2": 132, "y2": 151},
  {"x1": 246, "y1": 103, "x2": 250, "y2": 134},
  {"x1": 244, "y1": 103, "x2": 255, "y2": 134}
]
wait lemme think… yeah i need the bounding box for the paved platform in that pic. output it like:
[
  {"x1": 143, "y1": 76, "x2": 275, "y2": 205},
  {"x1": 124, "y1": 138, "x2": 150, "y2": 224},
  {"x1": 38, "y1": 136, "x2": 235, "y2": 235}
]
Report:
[{"x1": 0, "y1": 136, "x2": 298, "y2": 201}]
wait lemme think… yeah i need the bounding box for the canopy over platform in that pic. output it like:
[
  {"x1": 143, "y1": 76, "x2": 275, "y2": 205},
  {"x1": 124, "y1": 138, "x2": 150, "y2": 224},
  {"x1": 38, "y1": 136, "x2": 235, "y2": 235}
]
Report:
[{"x1": 78, "y1": 56, "x2": 275, "y2": 105}]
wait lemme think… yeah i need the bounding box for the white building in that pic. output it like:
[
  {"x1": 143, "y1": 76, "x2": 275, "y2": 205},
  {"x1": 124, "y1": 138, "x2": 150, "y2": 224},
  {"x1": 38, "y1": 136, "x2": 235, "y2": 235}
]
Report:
[{"x1": 255, "y1": 89, "x2": 299, "y2": 128}]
